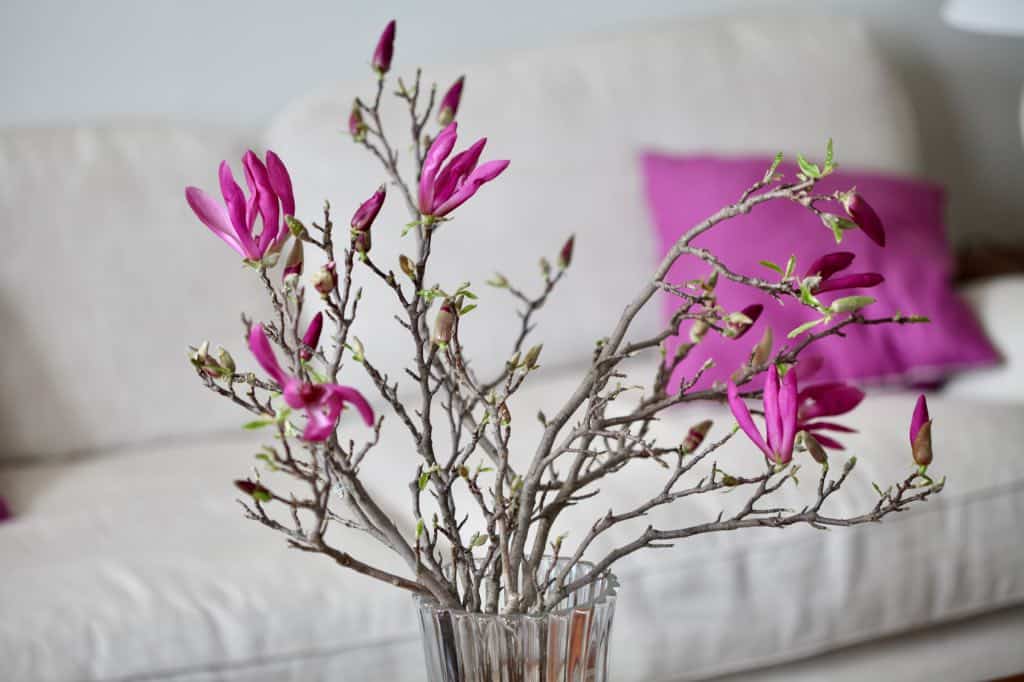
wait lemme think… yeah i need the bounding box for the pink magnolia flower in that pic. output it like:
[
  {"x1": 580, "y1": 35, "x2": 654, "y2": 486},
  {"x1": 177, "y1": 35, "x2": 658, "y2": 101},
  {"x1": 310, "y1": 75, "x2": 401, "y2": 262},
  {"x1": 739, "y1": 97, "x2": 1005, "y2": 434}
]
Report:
[
  {"x1": 185, "y1": 151, "x2": 295, "y2": 261},
  {"x1": 300, "y1": 312, "x2": 323, "y2": 361},
  {"x1": 803, "y1": 251, "x2": 884, "y2": 295},
  {"x1": 372, "y1": 20, "x2": 396, "y2": 74},
  {"x1": 796, "y1": 382, "x2": 865, "y2": 450},
  {"x1": 248, "y1": 323, "x2": 373, "y2": 442},
  {"x1": 910, "y1": 394, "x2": 933, "y2": 466},
  {"x1": 418, "y1": 123, "x2": 510, "y2": 218},
  {"x1": 727, "y1": 365, "x2": 798, "y2": 465},
  {"x1": 729, "y1": 303, "x2": 764, "y2": 340},
  {"x1": 842, "y1": 192, "x2": 886, "y2": 247},
  {"x1": 438, "y1": 76, "x2": 465, "y2": 125}
]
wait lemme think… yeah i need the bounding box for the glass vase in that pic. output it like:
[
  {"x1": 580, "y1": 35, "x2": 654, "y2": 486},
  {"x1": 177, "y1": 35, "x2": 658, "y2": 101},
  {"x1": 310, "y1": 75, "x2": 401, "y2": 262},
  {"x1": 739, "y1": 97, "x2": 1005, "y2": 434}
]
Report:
[{"x1": 414, "y1": 559, "x2": 618, "y2": 682}]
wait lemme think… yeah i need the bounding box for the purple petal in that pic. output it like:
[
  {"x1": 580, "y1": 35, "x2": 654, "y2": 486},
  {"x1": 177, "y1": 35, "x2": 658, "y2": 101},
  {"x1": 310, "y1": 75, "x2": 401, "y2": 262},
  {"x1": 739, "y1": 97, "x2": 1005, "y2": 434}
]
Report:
[
  {"x1": 804, "y1": 251, "x2": 855, "y2": 280},
  {"x1": 815, "y1": 272, "x2": 884, "y2": 294},
  {"x1": 810, "y1": 432, "x2": 844, "y2": 450},
  {"x1": 303, "y1": 404, "x2": 338, "y2": 442},
  {"x1": 243, "y1": 151, "x2": 280, "y2": 255},
  {"x1": 432, "y1": 159, "x2": 510, "y2": 217},
  {"x1": 219, "y1": 161, "x2": 259, "y2": 259},
  {"x1": 732, "y1": 303, "x2": 764, "y2": 340},
  {"x1": 418, "y1": 123, "x2": 459, "y2": 214},
  {"x1": 185, "y1": 187, "x2": 245, "y2": 255},
  {"x1": 910, "y1": 394, "x2": 930, "y2": 444},
  {"x1": 301, "y1": 312, "x2": 323, "y2": 361},
  {"x1": 778, "y1": 368, "x2": 799, "y2": 462},
  {"x1": 763, "y1": 365, "x2": 783, "y2": 455},
  {"x1": 247, "y1": 323, "x2": 289, "y2": 387},
  {"x1": 845, "y1": 193, "x2": 886, "y2": 247},
  {"x1": 265, "y1": 151, "x2": 295, "y2": 217},
  {"x1": 329, "y1": 385, "x2": 376, "y2": 427},
  {"x1": 799, "y1": 383, "x2": 865, "y2": 420},
  {"x1": 727, "y1": 381, "x2": 771, "y2": 458},
  {"x1": 802, "y1": 421, "x2": 857, "y2": 434},
  {"x1": 432, "y1": 138, "x2": 487, "y2": 207},
  {"x1": 438, "y1": 76, "x2": 465, "y2": 121}
]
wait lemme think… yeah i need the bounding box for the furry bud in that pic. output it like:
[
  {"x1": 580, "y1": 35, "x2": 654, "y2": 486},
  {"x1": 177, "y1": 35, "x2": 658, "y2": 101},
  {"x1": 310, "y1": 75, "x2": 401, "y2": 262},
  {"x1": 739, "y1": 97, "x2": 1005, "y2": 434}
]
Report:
[
  {"x1": 399, "y1": 254, "x2": 417, "y2": 280},
  {"x1": 312, "y1": 262, "x2": 337, "y2": 296},
  {"x1": 432, "y1": 300, "x2": 456, "y2": 346},
  {"x1": 682, "y1": 419, "x2": 713, "y2": 454}
]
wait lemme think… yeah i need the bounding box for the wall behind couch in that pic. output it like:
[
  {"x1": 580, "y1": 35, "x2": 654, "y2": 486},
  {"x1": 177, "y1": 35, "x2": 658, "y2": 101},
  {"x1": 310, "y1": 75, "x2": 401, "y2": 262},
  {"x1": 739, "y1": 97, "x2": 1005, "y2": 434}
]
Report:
[{"x1": 2, "y1": 0, "x2": 1021, "y2": 245}]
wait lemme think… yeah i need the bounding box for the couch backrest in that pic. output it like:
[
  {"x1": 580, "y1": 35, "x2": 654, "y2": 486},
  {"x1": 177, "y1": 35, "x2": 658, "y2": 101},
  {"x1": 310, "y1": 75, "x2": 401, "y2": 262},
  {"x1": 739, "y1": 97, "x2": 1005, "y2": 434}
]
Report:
[
  {"x1": 0, "y1": 15, "x2": 920, "y2": 460},
  {"x1": 264, "y1": 15, "x2": 920, "y2": 394}
]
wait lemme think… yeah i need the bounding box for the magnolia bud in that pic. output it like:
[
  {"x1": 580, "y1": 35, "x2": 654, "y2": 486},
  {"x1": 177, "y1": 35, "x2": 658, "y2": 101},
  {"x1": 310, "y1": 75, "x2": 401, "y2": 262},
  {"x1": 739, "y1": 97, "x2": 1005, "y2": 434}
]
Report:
[
  {"x1": 300, "y1": 312, "x2": 323, "y2": 361},
  {"x1": 689, "y1": 319, "x2": 709, "y2": 344},
  {"x1": 842, "y1": 192, "x2": 886, "y2": 247},
  {"x1": 523, "y1": 344, "x2": 543, "y2": 370},
  {"x1": 682, "y1": 419, "x2": 713, "y2": 454},
  {"x1": 432, "y1": 300, "x2": 456, "y2": 346},
  {"x1": 704, "y1": 270, "x2": 719, "y2": 292},
  {"x1": 437, "y1": 76, "x2": 464, "y2": 126},
  {"x1": 312, "y1": 261, "x2": 337, "y2": 296},
  {"x1": 539, "y1": 257, "x2": 551, "y2": 278},
  {"x1": 283, "y1": 239, "x2": 303, "y2": 279},
  {"x1": 399, "y1": 254, "x2": 417, "y2": 280},
  {"x1": 351, "y1": 185, "x2": 385, "y2": 232},
  {"x1": 349, "y1": 100, "x2": 367, "y2": 142},
  {"x1": 912, "y1": 420, "x2": 933, "y2": 467},
  {"x1": 799, "y1": 431, "x2": 828, "y2": 464},
  {"x1": 507, "y1": 350, "x2": 521, "y2": 369},
  {"x1": 727, "y1": 304, "x2": 764, "y2": 340},
  {"x1": 498, "y1": 402, "x2": 511, "y2": 425},
  {"x1": 352, "y1": 229, "x2": 371, "y2": 256},
  {"x1": 750, "y1": 326, "x2": 773, "y2": 368},
  {"x1": 216, "y1": 347, "x2": 235, "y2": 375},
  {"x1": 558, "y1": 235, "x2": 575, "y2": 269},
  {"x1": 234, "y1": 479, "x2": 272, "y2": 502},
  {"x1": 372, "y1": 20, "x2": 396, "y2": 75}
]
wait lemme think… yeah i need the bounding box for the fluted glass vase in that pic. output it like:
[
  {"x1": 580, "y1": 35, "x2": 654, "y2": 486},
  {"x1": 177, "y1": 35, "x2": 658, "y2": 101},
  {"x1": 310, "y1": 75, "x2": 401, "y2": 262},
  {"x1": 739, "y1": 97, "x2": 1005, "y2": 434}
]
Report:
[{"x1": 415, "y1": 559, "x2": 618, "y2": 682}]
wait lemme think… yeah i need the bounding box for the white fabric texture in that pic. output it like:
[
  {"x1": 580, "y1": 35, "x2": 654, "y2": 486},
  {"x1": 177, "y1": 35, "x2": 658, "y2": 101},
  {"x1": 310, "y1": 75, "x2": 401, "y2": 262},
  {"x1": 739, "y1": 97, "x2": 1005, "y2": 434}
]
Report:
[
  {"x1": 2, "y1": 362, "x2": 1022, "y2": 681},
  {"x1": 0, "y1": 124, "x2": 271, "y2": 461},
  {"x1": 263, "y1": 15, "x2": 920, "y2": 399},
  {"x1": 945, "y1": 275, "x2": 1024, "y2": 402}
]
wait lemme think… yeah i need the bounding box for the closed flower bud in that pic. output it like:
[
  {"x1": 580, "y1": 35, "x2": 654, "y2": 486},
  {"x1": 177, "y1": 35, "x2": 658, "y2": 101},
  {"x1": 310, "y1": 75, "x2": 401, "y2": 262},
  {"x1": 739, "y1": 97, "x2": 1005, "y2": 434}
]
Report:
[
  {"x1": 300, "y1": 312, "x2": 323, "y2": 361},
  {"x1": 372, "y1": 20, "x2": 396, "y2": 75},
  {"x1": 558, "y1": 235, "x2": 575, "y2": 269},
  {"x1": 234, "y1": 479, "x2": 272, "y2": 502},
  {"x1": 312, "y1": 261, "x2": 337, "y2": 296},
  {"x1": 689, "y1": 319, "x2": 710, "y2": 344},
  {"x1": 507, "y1": 350, "x2": 521, "y2": 369},
  {"x1": 283, "y1": 239, "x2": 303, "y2": 279},
  {"x1": 727, "y1": 304, "x2": 764, "y2": 340},
  {"x1": 352, "y1": 228, "x2": 371, "y2": 256},
  {"x1": 842, "y1": 192, "x2": 886, "y2": 247},
  {"x1": 216, "y1": 346, "x2": 235, "y2": 375},
  {"x1": 704, "y1": 270, "x2": 719, "y2": 292},
  {"x1": 682, "y1": 419, "x2": 713, "y2": 454},
  {"x1": 432, "y1": 300, "x2": 456, "y2": 346},
  {"x1": 523, "y1": 344, "x2": 543, "y2": 370},
  {"x1": 351, "y1": 185, "x2": 386, "y2": 232},
  {"x1": 437, "y1": 76, "x2": 464, "y2": 125},
  {"x1": 798, "y1": 431, "x2": 828, "y2": 464},
  {"x1": 349, "y1": 101, "x2": 367, "y2": 142},
  {"x1": 399, "y1": 254, "x2": 417, "y2": 280},
  {"x1": 539, "y1": 257, "x2": 551, "y2": 278},
  {"x1": 750, "y1": 326, "x2": 773, "y2": 368},
  {"x1": 498, "y1": 402, "x2": 511, "y2": 425},
  {"x1": 912, "y1": 420, "x2": 933, "y2": 467}
]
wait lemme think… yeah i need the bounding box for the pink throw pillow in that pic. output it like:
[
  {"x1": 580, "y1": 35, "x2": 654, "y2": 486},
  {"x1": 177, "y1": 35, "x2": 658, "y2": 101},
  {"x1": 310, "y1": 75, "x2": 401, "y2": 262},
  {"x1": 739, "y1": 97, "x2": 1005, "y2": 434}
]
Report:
[{"x1": 641, "y1": 153, "x2": 999, "y2": 391}]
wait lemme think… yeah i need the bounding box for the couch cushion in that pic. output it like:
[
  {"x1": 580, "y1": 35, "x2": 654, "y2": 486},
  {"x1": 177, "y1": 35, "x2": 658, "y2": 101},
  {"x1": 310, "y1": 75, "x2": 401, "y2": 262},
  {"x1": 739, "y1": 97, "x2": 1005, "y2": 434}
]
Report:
[
  {"x1": 263, "y1": 15, "x2": 920, "y2": 394},
  {"x1": 0, "y1": 123, "x2": 265, "y2": 461},
  {"x1": 1, "y1": 360, "x2": 1022, "y2": 681}
]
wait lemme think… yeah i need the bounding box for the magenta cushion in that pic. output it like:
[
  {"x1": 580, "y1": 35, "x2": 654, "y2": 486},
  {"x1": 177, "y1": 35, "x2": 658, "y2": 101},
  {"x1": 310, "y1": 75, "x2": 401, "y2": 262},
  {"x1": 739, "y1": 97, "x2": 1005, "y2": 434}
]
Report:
[{"x1": 641, "y1": 153, "x2": 999, "y2": 390}]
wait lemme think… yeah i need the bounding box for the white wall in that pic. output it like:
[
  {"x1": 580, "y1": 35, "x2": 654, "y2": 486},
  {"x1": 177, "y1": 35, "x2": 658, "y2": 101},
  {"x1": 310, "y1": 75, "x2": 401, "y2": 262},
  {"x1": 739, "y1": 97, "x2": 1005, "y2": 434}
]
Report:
[{"x1": 2, "y1": 0, "x2": 1022, "y2": 244}]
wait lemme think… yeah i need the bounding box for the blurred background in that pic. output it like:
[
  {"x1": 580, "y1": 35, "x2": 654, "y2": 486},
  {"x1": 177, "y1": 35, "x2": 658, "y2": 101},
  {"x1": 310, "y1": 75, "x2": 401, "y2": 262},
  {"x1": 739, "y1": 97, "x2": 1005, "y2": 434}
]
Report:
[
  {"x1": 3, "y1": 0, "x2": 1023, "y2": 243},
  {"x1": 2, "y1": 2, "x2": 1024, "y2": 681}
]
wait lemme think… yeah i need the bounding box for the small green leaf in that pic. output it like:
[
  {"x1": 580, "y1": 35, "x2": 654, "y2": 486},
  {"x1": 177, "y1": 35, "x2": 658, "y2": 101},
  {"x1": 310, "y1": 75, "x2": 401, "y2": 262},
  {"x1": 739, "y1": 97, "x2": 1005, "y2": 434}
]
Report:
[
  {"x1": 243, "y1": 419, "x2": 274, "y2": 430},
  {"x1": 763, "y1": 152, "x2": 784, "y2": 182},
  {"x1": 418, "y1": 471, "x2": 431, "y2": 491},
  {"x1": 797, "y1": 153, "x2": 821, "y2": 179},
  {"x1": 459, "y1": 290, "x2": 478, "y2": 300},
  {"x1": 784, "y1": 255, "x2": 797, "y2": 280},
  {"x1": 759, "y1": 260, "x2": 783, "y2": 274},
  {"x1": 823, "y1": 138, "x2": 835, "y2": 173},
  {"x1": 830, "y1": 296, "x2": 875, "y2": 314},
  {"x1": 788, "y1": 318, "x2": 825, "y2": 339},
  {"x1": 459, "y1": 304, "x2": 477, "y2": 316},
  {"x1": 469, "y1": 532, "x2": 487, "y2": 548},
  {"x1": 252, "y1": 489, "x2": 272, "y2": 503},
  {"x1": 415, "y1": 519, "x2": 425, "y2": 539}
]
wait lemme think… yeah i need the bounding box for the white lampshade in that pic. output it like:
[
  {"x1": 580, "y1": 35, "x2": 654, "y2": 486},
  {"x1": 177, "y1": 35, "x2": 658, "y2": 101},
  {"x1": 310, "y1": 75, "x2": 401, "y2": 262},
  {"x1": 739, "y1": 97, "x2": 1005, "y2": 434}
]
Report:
[{"x1": 943, "y1": 0, "x2": 1024, "y2": 36}]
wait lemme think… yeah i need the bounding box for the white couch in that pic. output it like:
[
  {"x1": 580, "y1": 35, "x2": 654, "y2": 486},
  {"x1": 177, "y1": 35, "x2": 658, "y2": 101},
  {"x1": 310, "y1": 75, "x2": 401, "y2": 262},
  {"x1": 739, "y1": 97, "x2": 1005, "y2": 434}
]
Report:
[{"x1": 2, "y1": 14, "x2": 1023, "y2": 682}]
